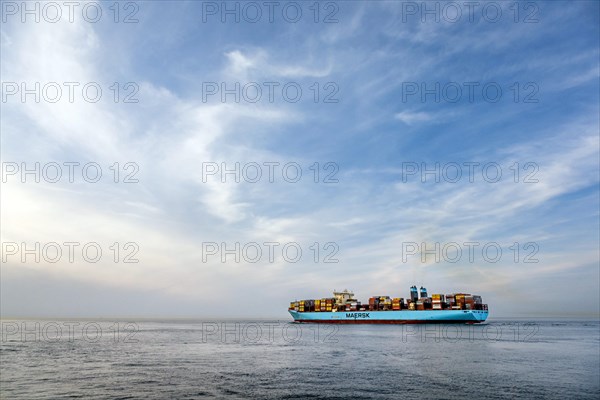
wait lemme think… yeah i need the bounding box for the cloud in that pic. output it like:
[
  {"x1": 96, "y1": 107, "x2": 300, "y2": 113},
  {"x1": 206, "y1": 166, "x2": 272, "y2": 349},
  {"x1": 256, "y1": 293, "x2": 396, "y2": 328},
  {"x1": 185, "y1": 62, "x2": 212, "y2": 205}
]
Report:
[
  {"x1": 224, "y1": 49, "x2": 333, "y2": 79},
  {"x1": 394, "y1": 110, "x2": 433, "y2": 125},
  {"x1": 1, "y1": 1, "x2": 598, "y2": 318}
]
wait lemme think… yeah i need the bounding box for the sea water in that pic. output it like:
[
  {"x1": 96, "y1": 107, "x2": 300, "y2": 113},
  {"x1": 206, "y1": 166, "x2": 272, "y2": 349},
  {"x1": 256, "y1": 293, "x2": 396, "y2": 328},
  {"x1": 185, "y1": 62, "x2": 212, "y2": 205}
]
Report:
[{"x1": 1, "y1": 319, "x2": 598, "y2": 399}]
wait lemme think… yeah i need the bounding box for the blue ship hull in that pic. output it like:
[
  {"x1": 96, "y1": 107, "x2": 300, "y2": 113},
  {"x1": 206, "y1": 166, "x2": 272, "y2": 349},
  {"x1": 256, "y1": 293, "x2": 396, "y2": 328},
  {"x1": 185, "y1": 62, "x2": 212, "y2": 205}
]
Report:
[{"x1": 289, "y1": 309, "x2": 488, "y2": 324}]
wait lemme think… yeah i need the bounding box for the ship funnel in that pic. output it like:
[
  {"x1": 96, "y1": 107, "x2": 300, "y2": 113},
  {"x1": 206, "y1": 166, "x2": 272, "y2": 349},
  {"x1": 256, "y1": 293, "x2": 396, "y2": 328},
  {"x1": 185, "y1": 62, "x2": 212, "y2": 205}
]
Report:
[
  {"x1": 420, "y1": 286, "x2": 428, "y2": 298},
  {"x1": 410, "y1": 286, "x2": 419, "y2": 302}
]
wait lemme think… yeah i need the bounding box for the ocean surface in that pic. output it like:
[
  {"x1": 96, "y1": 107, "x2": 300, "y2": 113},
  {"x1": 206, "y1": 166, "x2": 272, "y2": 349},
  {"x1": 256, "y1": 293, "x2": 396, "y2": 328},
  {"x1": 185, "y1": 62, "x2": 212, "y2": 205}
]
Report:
[{"x1": 1, "y1": 319, "x2": 598, "y2": 399}]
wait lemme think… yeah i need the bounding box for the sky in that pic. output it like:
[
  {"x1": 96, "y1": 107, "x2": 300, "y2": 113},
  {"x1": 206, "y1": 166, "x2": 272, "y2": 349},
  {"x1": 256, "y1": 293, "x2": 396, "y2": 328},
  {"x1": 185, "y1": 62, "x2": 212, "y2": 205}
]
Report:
[{"x1": 1, "y1": 0, "x2": 599, "y2": 319}]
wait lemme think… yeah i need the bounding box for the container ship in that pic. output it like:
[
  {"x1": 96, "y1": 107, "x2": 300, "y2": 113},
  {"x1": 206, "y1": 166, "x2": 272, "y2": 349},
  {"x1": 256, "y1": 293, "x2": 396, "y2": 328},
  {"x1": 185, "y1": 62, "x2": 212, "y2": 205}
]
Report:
[{"x1": 289, "y1": 286, "x2": 488, "y2": 324}]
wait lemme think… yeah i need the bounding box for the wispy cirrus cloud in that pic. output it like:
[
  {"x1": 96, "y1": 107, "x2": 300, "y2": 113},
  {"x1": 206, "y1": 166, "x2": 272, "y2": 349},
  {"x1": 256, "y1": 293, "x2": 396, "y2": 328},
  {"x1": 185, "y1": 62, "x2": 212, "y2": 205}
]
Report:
[
  {"x1": 1, "y1": 1, "x2": 598, "y2": 318},
  {"x1": 224, "y1": 49, "x2": 333, "y2": 79},
  {"x1": 394, "y1": 110, "x2": 434, "y2": 125}
]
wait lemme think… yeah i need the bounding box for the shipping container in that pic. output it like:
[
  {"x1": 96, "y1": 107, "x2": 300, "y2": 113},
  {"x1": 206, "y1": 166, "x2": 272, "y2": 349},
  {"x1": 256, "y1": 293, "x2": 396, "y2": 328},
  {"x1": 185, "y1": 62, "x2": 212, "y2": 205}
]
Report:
[{"x1": 432, "y1": 294, "x2": 445, "y2": 302}]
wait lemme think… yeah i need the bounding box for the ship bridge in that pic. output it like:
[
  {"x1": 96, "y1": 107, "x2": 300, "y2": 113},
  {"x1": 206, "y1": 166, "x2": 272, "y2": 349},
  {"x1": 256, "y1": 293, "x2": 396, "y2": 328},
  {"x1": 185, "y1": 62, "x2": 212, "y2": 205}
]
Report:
[{"x1": 333, "y1": 289, "x2": 356, "y2": 306}]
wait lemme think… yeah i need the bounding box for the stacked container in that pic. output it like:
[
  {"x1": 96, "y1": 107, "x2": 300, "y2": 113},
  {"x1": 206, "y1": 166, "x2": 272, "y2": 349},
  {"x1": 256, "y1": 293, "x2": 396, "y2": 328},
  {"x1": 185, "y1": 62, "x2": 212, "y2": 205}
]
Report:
[
  {"x1": 291, "y1": 288, "x2": 486, "y2": 313},
  {"x1": 431, "y1": 294, "x2": 445, "y2": 302},
  {"x1": 445, "y1": 294, "x2": 454, "y2": 309},
  {"x1": 455, "y1": 293, "x2": 469, "y2": 310},
  {"x1": 378, "y1": 296, "x2": 392, "y2": 310},
  {"x1": 392, "y1": 298, "x2": 403, "y2": 310},
  {"x1": 464, "y1": 295, "x2": 475, "y2": 310},
  {"x1": 368, "y1": 297, "x2": 377, "y2": 311},
  {"x1": 431, "y1": 294, "x2": 445, "y2": 310},
  {"x1": 425, "y1": 298, "x2": 433, "y2": 309},
  {"x1": 325, "y1": 298, "x2": 333, "y2": 312}
]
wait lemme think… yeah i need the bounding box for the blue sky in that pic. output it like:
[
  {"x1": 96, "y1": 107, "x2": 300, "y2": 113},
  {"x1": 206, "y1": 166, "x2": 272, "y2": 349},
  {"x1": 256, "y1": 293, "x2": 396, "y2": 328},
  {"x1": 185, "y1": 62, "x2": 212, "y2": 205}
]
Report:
[{"x1": 1, "y1": 0, "x2": 599, "y2": 318}]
